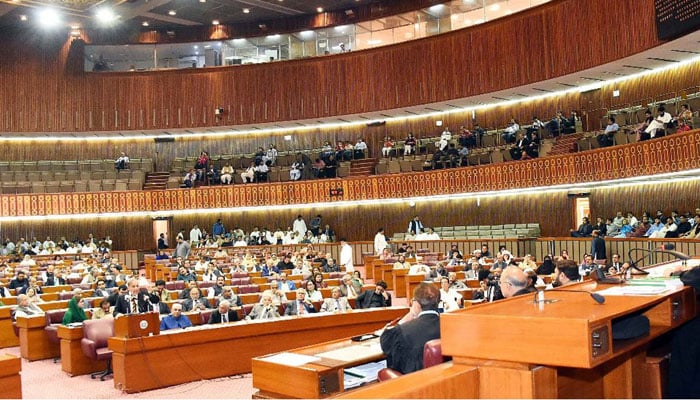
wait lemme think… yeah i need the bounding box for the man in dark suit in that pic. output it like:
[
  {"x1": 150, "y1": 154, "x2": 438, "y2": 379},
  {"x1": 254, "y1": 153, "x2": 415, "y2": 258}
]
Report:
[
  {"x1": 113, "y1": 278, "x2": 151, "y2": 317},
  {"x1": 208, "y1": 300, "x2": 239, "y2": 324},
  {"x1": 380, "y1": 283, "x2": 441, "y2": 374},
  {"x1": 590, "y1": 230, "x2": 606, "y2": 261},
  {"x1": 284, "y1": 289, "x2": 317, "y2": 316},
  {"x1": 356, "y1": 280, "x2": 391, "y2": 309}
]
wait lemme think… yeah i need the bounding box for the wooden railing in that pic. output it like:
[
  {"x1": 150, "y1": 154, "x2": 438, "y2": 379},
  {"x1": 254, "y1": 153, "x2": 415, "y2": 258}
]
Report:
[{"x1": 2, "y1": 129, "x2": 698, "y2": 218}]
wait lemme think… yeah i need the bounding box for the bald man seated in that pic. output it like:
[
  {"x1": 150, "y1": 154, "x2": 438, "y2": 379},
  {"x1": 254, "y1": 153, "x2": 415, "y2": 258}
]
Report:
[{"x1": 499, "y1": 266, "x2": 535, "y2": 298}]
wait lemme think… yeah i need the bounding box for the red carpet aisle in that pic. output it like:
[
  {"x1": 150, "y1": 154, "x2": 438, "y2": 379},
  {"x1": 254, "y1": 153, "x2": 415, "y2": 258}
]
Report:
[{"x1": 3, "y1": 347, "x2": 254, "y2": 399}]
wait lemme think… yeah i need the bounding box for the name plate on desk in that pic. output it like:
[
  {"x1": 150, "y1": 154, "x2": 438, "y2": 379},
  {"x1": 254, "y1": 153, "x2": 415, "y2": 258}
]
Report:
[{"x1": 114, "y1": 312, "x2": 160, "y2": 338}]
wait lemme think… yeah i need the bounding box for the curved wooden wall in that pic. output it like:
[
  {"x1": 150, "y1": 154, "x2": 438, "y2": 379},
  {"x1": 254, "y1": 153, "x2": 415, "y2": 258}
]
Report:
[{"x1": 0, "y1": 0, "x2": 663, "y2": 133}]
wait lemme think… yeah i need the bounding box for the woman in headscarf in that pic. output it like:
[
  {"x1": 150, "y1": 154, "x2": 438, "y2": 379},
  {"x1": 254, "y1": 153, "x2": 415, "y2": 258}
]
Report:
[{"x1": 62, "y1": 291, "x2": 87, "y2": 325}]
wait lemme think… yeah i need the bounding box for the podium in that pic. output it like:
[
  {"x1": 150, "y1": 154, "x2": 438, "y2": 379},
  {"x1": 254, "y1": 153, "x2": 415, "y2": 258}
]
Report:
[{"x1": 114, "y1": 313, "x2": 160, "y2": 338}]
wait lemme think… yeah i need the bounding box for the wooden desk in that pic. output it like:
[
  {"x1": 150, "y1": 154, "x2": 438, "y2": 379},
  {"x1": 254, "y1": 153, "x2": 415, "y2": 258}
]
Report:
[
  {"x1": 0, "y1": 307, "x2": 19, "y2": 348},
  {"x1": 16, "y1": 316, "x2": 59, "y2": 361},
  {"x1": 257, "y1": 279, "x2": 696, "y2": 399},
  {"x1": 378, "y1": 264, "x2": 394, "y2": 290},
  {"x1": 390, "y1": 269, "x2": 408, "y2": 298},
  {"x1": 58, "y1": 324, "x2": 107, "y2": 376},
  {"x1": 108, "y1": 307, "x2": 407, "y2": 393},
  {"x1": 405, "y1": 274, "x2": 426, "y2": 299},
  {"x1": 0, "y1": 353, "x2": 22, "y2": 399}
]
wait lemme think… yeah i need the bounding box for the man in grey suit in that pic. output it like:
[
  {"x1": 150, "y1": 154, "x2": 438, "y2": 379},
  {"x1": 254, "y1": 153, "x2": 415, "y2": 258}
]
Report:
[
  {"x1": 320, "y1": 287, "x2": 352, "y2": 312},
  {"x1": 245, "y1": 291, "x2": 280, "y2": 320}
]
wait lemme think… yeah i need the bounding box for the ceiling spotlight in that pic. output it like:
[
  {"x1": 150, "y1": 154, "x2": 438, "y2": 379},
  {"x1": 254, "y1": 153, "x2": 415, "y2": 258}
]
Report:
[
  {"x1": 242, "y1": 8, "x2": 250, "y2": 13},
  {"x1": 317, "y1": 7, "x2": 323, "y2": 13},
  {"x1": 19, "y1": 14, "x2": 27, "y2": 21},
  {"x1": 212, "y1": 20, "x2": 220, "y2": 25},
  {"x1": 199, "y1": 0, "x2": 206, "y2": 2},
  {"x1": 142, "y1": 21, "x2": 149, "y2": 27},
  {"x1": 37, "y1": 8, "x2": 61, "y2": 28},
  {"x1": 95, "y1": 8, "x2": 117, "y2": 24},
  {"x1": 168, "y1": 10, "x2": 176, "y2": 16}
]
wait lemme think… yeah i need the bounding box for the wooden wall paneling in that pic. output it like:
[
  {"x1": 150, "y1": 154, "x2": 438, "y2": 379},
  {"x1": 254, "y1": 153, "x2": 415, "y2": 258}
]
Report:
[{"x1": 0, "y1": 0, "x2": 666, "y2": 133}]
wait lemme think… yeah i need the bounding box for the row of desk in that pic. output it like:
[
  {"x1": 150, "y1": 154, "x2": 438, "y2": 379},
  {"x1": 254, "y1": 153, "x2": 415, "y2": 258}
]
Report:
[{"x1": 253, "y1": 260, "x2": 699, "y2": 398}]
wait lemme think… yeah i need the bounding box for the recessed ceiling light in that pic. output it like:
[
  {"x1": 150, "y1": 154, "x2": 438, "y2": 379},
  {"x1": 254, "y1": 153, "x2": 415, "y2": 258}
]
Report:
[
  {"x1": 243, "y1": 8, "x2": 250, "y2": 13},
  {"x1": 142, "y1": 21, "x2": 149, "y2": 27},
  {"x1": 37, "y1": 8, "x2": 61, "y2": 28},
  {"x1": 19, "y1": 14, "x2": 27, "y2": 21},
  {"x1": 95, "y1": 8, "x2": 117, "y2": 24},
  {"x1": 212, "y1": 20, "x2": 220, "y2": 25},
  {"x1": 168, "y1": 10, "x2": 176, "y2": 16},
  {"x1": 199, "y1": 0, "x2": 206, "y2": 2},
  {"x1": 317, "y1": 7, "x2": 323, "y2": 13}
]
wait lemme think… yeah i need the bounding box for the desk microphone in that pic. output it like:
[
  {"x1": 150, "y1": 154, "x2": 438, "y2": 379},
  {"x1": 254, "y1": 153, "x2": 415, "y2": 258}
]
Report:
[
  {"x1": 534, "y1": 287, "x2": 605, "y2": 304},
  {"x1": 591, "y1": 265, "x2": 623, "y2": 284}
]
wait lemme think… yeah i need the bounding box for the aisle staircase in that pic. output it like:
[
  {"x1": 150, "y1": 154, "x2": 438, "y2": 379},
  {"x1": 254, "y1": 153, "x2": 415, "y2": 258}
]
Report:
[
  {"x1": 143, "y1": 172, "x2": 170, "y2": 190},
  {"x1": 348, "y1": 158, "x2": 377, "y2": 177},
  {"x1": 547, "y1": 132, "x2": 585, "y2": 156}
]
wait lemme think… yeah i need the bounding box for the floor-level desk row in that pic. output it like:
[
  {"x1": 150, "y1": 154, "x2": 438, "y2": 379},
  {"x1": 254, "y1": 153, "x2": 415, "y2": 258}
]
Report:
[{"x1": 108, "y1": 307, "x2": 406, "y2": 393}]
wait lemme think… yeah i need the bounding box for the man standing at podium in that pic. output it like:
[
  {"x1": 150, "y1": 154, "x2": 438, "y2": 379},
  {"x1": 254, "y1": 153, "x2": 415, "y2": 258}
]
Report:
[
  {"x1": 113, "y1": 278, "x2": 150, "y2": 317},
  {"x1": 380, "y1": 283, "x2": 440, "y2": 374}
]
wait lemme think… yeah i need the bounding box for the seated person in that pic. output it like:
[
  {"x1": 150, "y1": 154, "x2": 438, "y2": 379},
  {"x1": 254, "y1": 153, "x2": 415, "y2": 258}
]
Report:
[
  {"x1": 404, "y1": 133, "x2": 417, "y2": 155},
  {"x1": 92, "y1": 299, "x2": 114, "y2": 320},
  {"x1": 62, "y1": 290, "x2": 87, "y2": 325},
  {"x1": 597, "y1": 117, "x2": 619, "y2": 147},
  {"x1": 379, "y1": 283, "x2": 441, "y2": 374},
  {"x1": 499, "y1": 266, "x2": 534, "y2": 298},
  {"x1": 501, "y1": 119, "x2": 520, "y2": 144},
  {"x1": 570, "y1": 217, "x2": 593, "y2": 237},
  {"x1": 240, "y1": 162, "x2": 255, "y2": 183},
  {"x1": 13, "y1": 294, "x2": 45, "y2": 318},
  {"x1": 206, "y1": 165, "x2": 220, "y2": 185},
  {"x1": 643, "y1": 106, "x2": 673, "y2": 140},
  {"x1": 290, "y1": 160, "x2": 303, "y2": 181},
  {"x1": 320, "y1": 287, "x2": 352, "y2": 312},
  {"x1": 408, "y1": 263, "x2": 432, "y2": 280},
  {"x1": 217, "y1": 286, "x2": 242, "y2": 307},
  {"x1": 356, "y1": 281, "x2": 392, "y2": 308},
  {"x1": 284, "y1": 288, "x2": 317, "y2": 316},
  {"x1": 115, "y1": 152, "x2": 129, "y2": 170},
  {"x1": 439, "y1": 277, "x2": 462, "y2": 312},
  {"x1": 160, "y1": 303, "x2": 192, "y2": 331},
  {"x1": 552, "y1": 259, "x2": 581, "y2": 287},
  {"x1": 339, "y1": 274, "x2": 361, "y2": 298},
  {"x1": 183, "y1": 169, "x2": 196, "y2": 188},
  {"x1": 245, "y1": 291, "x2": 281, "y2": 320},
  {"x1": 220, "y1": 163, "x2": 234, "y2": 184},
  {"x1": 381, "y1": 136, "x2": 394, "y2": 157},
  {"x1": 254, "y1": 160, "x2": 270, "y2": 182},
  {"x1": 305, "y1": 280, "x2": 324, "y2": 302},
  {"x1": 208, "y1": 300, "x2": 239, "y2": 324},
  {"x1": 182, "y1": 287, "x2": 211, "y2": 311}
]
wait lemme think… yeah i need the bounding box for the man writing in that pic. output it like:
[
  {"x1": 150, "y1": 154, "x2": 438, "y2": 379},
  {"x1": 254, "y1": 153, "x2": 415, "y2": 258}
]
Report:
[{"x1": 379, "y1": 283, "x2": 441, "y2": 374}]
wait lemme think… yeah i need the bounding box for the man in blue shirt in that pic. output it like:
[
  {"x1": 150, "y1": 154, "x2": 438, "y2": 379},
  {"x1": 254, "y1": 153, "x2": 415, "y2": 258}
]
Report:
[{"x1": 160, "y1": 303, "x2": 192, "y2": 331}]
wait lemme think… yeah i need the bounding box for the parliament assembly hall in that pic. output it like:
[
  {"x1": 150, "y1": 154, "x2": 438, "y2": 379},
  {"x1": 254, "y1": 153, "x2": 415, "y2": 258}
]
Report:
[{"x1": 1, "y1": 0, "x2": 700, "y2": 398}]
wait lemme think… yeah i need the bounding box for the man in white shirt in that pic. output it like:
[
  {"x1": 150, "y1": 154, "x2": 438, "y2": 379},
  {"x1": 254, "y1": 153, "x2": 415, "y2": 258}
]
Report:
[
  {"x1": 374, "y1": 228, "x2": 389, "y2": 255},
  {"x1": 189, "y1": 225, "x2": 202, "y2": 247},
  {"x1": 424, "y1": 228, "x2": 440, "y2": 240},
  {"x1": 292, "y1": 215, "x2": 307, "y2": 237},
  {"x1": 115, "y1": 152, "x2": 129, "y2": 170},
  {"x1": 354, "y1": 139, "x2": 368, "y2": 159},
  {"x1": 339, "y1": 238, "x2": 354, "y2": 273},
  {"x1": 645, "y1": 106, "x2": 673, "y2": 138},
  {"x1": 502, "y1": 119, "x2": 520, "y2": 143}
]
